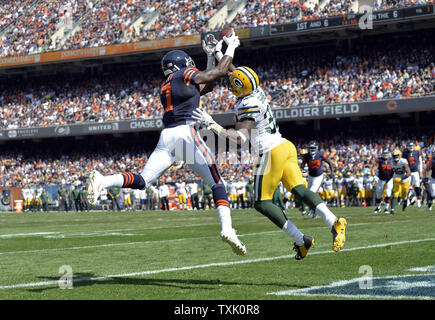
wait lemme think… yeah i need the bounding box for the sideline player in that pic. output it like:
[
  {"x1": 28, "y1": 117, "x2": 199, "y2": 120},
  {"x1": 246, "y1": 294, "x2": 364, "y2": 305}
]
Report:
[
  {"x1": 402, "y1": 142, "x2": 423, "y2": 207},
  {"x1": 87, "y1": 32, "x2": 246, "y2": 256},
  {"x1": 192, "y1": 42, "x2": 346, "y2": 259},
  {"x1": 175, "y1": 178, "x2": 188, "y2": 210},
  {"x1": 391, "y1": 149, "x2": 412, "y2": 213},
  {"x1": 301, "y1": 141, "x2": 336, "y2": 217},
  {"x1": 423, "y1": 146, "x2": 434, "y2": 211},
  {"x1": 373, "y1": 149, "x2": 394, "y2": 214}
]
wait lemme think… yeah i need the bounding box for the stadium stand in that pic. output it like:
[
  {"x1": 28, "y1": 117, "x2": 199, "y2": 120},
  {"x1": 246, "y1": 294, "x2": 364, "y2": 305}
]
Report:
[
  {"x1": 0, "y1": 126, "x2": 433, "y2": 211},
  {"x1": 0, "y1": 0, "x2": 433, "y2": 57},
  {"x1": 0, "y1": 29, "x2": 433, "y2": 129}
]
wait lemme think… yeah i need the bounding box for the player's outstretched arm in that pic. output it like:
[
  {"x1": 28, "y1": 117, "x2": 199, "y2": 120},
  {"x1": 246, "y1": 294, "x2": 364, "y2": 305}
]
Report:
[
  {"x1": 192, "y1": 108, "x2": 254, "y2": 147},
  {"x1": 193, "y1": 32, "x2": 240, "y2": 86}
]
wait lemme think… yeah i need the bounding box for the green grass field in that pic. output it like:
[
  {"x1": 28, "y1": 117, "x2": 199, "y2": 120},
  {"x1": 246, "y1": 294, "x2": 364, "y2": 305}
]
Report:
[{"x1": 0, "y1": 206, "x2": 434, "y2": 300}]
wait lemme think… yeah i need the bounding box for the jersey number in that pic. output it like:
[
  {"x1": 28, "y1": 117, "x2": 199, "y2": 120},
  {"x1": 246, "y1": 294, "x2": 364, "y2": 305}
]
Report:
[
  {"x1": 381, "y1": 164, "x2": 391, "y2": 171},
  {"x1": 408, "y1": 156, "x2": 415, "y2": 165},
  {"x1": 263, "y1": 106, "x2": 277, "y2": 134},
  {"x1": 160, "y1": 82, "x2": 173, "y2": 112},
  {"x1": 309, "y1": 160, "x2": 321, "y2": 169}
]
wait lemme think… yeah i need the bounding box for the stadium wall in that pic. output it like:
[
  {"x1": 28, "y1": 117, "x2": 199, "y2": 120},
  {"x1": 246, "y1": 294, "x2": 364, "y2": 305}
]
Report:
[{"x1": 1, "y1": 96, "x2": 434, "y2": 141}]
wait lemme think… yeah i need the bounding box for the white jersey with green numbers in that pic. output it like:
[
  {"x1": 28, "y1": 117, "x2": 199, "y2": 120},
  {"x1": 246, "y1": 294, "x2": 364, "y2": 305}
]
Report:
[{"x1": 235, "y1": 87, "x2": 286, "y2": 154}]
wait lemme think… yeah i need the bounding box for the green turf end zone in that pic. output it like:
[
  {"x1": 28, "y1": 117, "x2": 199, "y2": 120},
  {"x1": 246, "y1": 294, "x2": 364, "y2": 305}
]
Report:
[{"x1": 0, "y1": 207, "x2": 434, "y2": 300}]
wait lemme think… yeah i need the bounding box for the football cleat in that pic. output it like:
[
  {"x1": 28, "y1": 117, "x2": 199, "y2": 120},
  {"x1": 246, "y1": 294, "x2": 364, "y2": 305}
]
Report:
[
  {"x1": 220, "y1": 229, "x2": 247, "y2": 256},
  {"x1": 428, "y1": 203, "x2": 432, "y2": 211},
  {"x1": 87, "y1": 170, "x2": 103, "y2": 206},
  {"x1": 384, "y1": 208, "x2": 390, "y2": 215},
  {"x1": 331, "y1": 218, "x2": 347, "y2": 252},
  {"x1": 410, "y1": 196, "x2": 416, "y2": 206},
  {"x1": 301, "y1": 210, "x2": 307, "y2": 216},
  {"x1": 417, "y1": 199, "x2": 422, "y2": 208},
  {"x1": 391, "y1": 208, "x2": 395, "y2": 215},
  {"x1": 402, "y1": 198, "x2": 409, "y2": 211},
  {"x1": 293, "y1": 235, "x2": 315, "y2": 260},
  {"x1": 373, "y1": 207, "x2": 381, "y2": 214}
]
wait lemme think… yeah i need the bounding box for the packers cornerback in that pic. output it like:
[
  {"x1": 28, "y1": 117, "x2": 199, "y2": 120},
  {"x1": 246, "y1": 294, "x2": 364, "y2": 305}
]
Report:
[{"x1": 192, "y1": 37, "x2": 347, "y2": 259}]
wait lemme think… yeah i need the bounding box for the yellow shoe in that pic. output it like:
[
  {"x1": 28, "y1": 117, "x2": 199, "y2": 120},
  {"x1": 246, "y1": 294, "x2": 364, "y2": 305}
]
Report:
[
  {"x1": 293, "y1": 235, "x2": 314, "y2": 260},
  {"x1": 331, "y1": 218, "x2": 347, "y2": 252}
]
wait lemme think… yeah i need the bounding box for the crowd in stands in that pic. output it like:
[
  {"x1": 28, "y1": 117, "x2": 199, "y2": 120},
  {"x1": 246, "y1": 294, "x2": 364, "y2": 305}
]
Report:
[
  {"x1": 1, "y1": 129, "x2": 433, "y2": 188},
  {"x1": 133, "y1": 0, "x2": 224, "y2": 41},
  {"x1": 0, "y1": 30, "x2": 433, "y2": 129},
  {"x1": 0, "y1": 0, "x2": 93, "y2": 57},
  {"x1": 59, "y1": 0, "x2": 155, "y2": 51},
  {"x1": 0, "y1": 129, "x2": 433, "y2": 212},
  {"x1": 0, "y1": 0, "x2": 433, "y2": 57}
]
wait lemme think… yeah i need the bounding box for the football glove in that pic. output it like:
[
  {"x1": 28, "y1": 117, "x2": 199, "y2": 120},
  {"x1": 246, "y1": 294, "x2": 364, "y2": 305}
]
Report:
[
  {"x1": 192, "y1": 108, "x2": 215, "y2": 128},
  {"x1": 202, "y1": 34, "x2": 218, "y2": 57},
  {"x1": 192, "y1": 108, "x2": 224, "y2": 135},
  {"x1": 223, "y1": 31, "x2": 240, "y2": 48}
]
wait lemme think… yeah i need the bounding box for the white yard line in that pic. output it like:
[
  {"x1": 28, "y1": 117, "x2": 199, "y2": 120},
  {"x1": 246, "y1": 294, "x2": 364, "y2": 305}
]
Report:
[
  {"x1": 0, "y1": 232, "x2": 60, "y2": 238},
  {"x1": 0, "y1": 237, "x2": 434, "y2": 290},
  {"x1": 0, "y1": 230, "x2": 282, "y2": 255},
  {"x1": 267, "y1": 273, "x2": 435, "y2": 300},
  {"x1": 0, "y1": 221, "x2": 408, "y2": 255},
  {"x1": 0, "y1": 223, "x2": 372, "y2": 255}
]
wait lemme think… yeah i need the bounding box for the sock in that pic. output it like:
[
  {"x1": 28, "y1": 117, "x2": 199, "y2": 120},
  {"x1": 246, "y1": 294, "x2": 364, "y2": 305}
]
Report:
[
  {"x1": 254, "y1": 200, "x2": 287, "y2": 229},
  {"x1": 102, "y1": 172, "x2": 146, "y2": 190},
  {"x1": 102, "y1": 174, "x2": 124, "y2": 189},
  {"x1": 283, "y1": 220, "x2": 304, "y2": 246},
  {"x1": 391, "y1": 197, "x2": 397, "y2": 210},
  {"x1": 217, "y1": 205, "x2": 232, "y2": 232},
  {"x1": 385, "y1": 197, "x2": 391, "y2": 209},
  {"x1": 315, "y1": 202, "x2": 337, "y2": 228}
]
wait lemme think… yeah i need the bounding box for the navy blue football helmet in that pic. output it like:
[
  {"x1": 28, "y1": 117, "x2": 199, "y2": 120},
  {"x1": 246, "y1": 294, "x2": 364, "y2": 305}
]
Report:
[
  {"x1": 161, "y1": 50, "x2": 196, "y2": 77},
  {"x1": 308, "y1": 140, "x2": 319, "y2": 155}
]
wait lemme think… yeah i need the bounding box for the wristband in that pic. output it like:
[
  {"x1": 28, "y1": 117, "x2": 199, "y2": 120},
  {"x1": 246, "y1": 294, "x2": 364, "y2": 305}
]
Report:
[
  {"x1": 210, "y1": 122, "x2": 224, "y2": 136},
  {"x1": 224, "y1": 43, "x2": 237, "y2": 58},
  {"x1": 215, "y1": 51, "x2": 223, "y2": 62}
]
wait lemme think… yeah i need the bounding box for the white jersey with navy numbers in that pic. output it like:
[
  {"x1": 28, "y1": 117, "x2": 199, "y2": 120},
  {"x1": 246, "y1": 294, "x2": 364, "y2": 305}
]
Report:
[{"x1": 234, "y1": 87, "x2": 286, "y2": 154}]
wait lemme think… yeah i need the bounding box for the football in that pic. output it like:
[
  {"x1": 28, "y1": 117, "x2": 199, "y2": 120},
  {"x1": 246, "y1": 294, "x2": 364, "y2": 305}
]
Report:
[{"x1": 220, "y1": 25, "x2": 234, "y2": 39}]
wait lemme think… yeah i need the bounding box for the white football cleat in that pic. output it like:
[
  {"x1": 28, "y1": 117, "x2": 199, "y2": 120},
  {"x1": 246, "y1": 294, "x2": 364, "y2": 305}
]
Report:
[
  {"x1": 220, "y1": 229, "x2": 246, "y2": 256},
  {"x1": 87, "y1": 170, "x2": 103, "y2": 206}
]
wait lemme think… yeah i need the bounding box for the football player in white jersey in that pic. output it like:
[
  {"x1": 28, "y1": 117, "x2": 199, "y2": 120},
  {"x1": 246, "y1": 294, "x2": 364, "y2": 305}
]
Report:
[
  {"x1": 175, "y1": 179, "x2": 187, "y2": 210},
  {"x1": 334, "y1": 173, "x2": 346, "y2": 207},
  {"x1": 192, "y1": 41, "x2": 347, "y2": 258},
  {"x1": 364, "y1": 173, "x2": 375, "y2": 207},
  {"x1": 390, "y1": 149, "x2": 412, "y2": 213},
  {"x1": 227, "y1": 178, "x2": 238, "y2": 208},
  {"x1": 323, "y1": 175, "x2": 336, "y2": 206},
  {"x1": 22, "y1": 187, "x2": 33, "y2": 212}
]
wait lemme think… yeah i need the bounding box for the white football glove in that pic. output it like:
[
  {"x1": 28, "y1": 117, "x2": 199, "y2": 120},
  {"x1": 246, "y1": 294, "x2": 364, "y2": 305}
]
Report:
[
  {"x1": 223, "y1": 31, "x2": 240, "y2": 48},
  {"x1": 192, "y1": 108, "x2": 215, "y2": 128}
]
